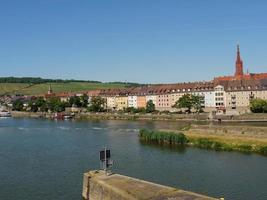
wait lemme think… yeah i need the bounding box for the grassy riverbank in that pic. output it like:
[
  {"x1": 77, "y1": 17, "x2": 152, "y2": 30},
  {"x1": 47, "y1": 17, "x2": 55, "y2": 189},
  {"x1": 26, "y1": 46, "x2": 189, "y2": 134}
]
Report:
[{"x1": 139, "y1": 128, "x2": 267, "y2": 155}]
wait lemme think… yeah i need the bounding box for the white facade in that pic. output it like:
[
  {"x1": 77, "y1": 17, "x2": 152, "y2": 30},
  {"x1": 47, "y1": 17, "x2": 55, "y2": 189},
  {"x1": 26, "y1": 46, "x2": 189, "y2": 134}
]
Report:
[
  {"x1": 203, "y1": 91, "x2": 215, "y2": 108},
  {"x1": 214, "y1": 85, "x2": 226, "y2": 108},
  {"x1": 192, "y1": 91, "x2": 210, "y2": 108},
  {"x1": 128, "y1": 96, "x2": 138, "y2": 108}
]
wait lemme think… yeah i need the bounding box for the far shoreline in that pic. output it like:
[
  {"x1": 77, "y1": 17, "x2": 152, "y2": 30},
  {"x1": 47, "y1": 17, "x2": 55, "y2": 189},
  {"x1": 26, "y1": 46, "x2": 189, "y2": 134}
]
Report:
[{"x1": 9, "y1": 111, "x2": 267, "y2": 123}]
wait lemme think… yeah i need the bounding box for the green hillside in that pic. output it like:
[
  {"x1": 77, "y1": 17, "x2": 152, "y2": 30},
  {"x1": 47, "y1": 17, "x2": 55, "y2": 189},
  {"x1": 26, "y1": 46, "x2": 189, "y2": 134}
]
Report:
[{"x1": 0, "y1": 82, "x2": 127, "y2": 95}]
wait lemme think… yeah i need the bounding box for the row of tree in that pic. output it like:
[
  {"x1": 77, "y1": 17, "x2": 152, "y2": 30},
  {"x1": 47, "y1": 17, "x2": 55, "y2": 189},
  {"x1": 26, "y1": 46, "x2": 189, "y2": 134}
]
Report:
[
  {"x1": 12, "y1": 94, "x2": 204, "y2": 113},
  {"x1": 12, "y1": 94, "x2": 103, "y2": 113}
]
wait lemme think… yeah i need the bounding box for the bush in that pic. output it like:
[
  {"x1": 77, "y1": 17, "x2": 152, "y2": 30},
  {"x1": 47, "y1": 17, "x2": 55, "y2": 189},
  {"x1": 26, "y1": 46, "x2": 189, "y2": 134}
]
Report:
[
  {"x1": 237, "y1": 144, "x2": 252, "y2": 153},
  {"x1": 194, "y1": 138, "x2": 214, "y2": 149},
  {"x1": 139, "y1": 129, "x2": 187, "y2": 146},
  {"x1": 12, "y1": 99, "x2": 24, "y2": 111},
  {"x1": 256, "y1": 146, "x2": 267, "y2": 155},
  {"x1": 250, "y1": 98, "x2": 267, "y2": 113}
]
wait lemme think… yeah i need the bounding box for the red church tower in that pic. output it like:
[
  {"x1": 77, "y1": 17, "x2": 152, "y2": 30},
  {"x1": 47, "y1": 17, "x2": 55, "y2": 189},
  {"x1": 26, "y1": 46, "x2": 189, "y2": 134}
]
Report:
[
  {"x1": 235, "y1": 45, "x2": 244, "y2": 77},
  {"x1": 214, "y1": 45, "x2": 267, "y2": 82}
]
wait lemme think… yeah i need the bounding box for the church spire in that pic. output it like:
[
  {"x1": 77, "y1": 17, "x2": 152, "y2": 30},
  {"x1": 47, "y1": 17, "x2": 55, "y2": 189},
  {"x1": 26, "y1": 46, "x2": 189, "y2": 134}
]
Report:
[
  {"x1": 235, "y1": 44, "x2": 244, "y2": 77},
  {"x1": 48, "y1": 83, "x2": 53, "y2": 94}
]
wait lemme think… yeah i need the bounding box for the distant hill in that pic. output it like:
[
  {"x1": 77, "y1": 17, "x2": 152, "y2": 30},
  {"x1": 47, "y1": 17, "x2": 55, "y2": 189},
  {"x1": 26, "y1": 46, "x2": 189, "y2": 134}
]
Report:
[{"x1": 0, "y1": 77, "x2": 144, "y2": 95}]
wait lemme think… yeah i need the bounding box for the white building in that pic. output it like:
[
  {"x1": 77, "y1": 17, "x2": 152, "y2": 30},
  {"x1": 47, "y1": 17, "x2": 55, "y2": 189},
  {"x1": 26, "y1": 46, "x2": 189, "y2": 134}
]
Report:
[
  {"x1": 214, "y1": 85, "x2": 226, "y2": 108},
  {"x1": 128, "y1": 95, "x2": 138, "y2": 108}
]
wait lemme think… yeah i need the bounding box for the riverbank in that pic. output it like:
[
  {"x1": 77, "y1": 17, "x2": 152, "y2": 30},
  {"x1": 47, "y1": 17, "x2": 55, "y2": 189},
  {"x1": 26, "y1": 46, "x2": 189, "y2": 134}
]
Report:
[
  {"x1": 139, "y1": 125, "x2": 267, "y2": 155},
  {"x1": 10, "y1": 111, "x2": 267, "y2": 122}
]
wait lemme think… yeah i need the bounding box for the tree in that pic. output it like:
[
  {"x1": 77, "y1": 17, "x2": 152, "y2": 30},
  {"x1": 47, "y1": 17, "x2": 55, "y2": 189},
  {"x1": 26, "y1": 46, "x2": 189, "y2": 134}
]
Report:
[
  {"x1": 124, "y1": 107, "x2": 136, "y2": 113},
  {"x1": 88, "y1": 96, "x2": 106, "y2": 112},
  {"x1": 28, "y1": 100, "x2": 38, "y2": 112},
  {"x1": 80, "y1": 94, "x2": 89, "y2": 107},
  {"x1": 173, "y1": 94, "x2": 192, "y2": 113},
  {"x1": 35, "y1": 97, "x2": 46, "y2": 108},
  {"x1": 68, "y1": 96, "x2": 82, "y2": 107},
  {"x1": 47, "y1": 97, "x2": 66, "y2": 112},
  {"x1": 40, "y1": 103, "x2": 48, "y2": 112},
  {"x1": 28, "y1": 97, "x2": 46, "y2": 112},
  {"x1": 250, "y1": 98, "x2": 267, "y2": 113},
  {"x1": 146, "y1": 100, "x2": 155, "y2": 113},
  {"x1": 191, "y1": 95, "x2": 204, "y2": 113},
  {"x1": 173, "y1": 94, "x2": 203, "y2": 113},
  {"x1": 12, "y1": 99, "x2": 24, "y2": 111}
]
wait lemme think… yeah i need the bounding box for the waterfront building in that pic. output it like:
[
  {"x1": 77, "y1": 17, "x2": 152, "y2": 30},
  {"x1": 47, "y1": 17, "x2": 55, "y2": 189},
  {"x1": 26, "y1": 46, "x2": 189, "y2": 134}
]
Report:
[
  {"x1": 115, "y1": 96, "x2": 128, "y2": 110},
  {"x1": 137, "y1": 96, "x2": 146, "y2": 108},
  {"x1": 214, "y1": 85, "x2": 226, "y2": 109},
  {"x1": 170, "y1": 92, "x2": 185, "y2": 108},
  {"x1": 128, "y1": 95, "x2": 138, "y2": 108},
  {"x1": 146, "y1": 95, "x2": 157, "y2": 106},
  {"x1": 106, "y1": 96, "x2": 117, "y2": 110},
  {"x1": 56, "y1": 92, "x2": 72, "y2": 102},
  {"x1": 86, "y1": 90, "x2": 101, "y2": 97},
  {"x1": 156, "y1": 94, "x2": 172, "y2": 111}
]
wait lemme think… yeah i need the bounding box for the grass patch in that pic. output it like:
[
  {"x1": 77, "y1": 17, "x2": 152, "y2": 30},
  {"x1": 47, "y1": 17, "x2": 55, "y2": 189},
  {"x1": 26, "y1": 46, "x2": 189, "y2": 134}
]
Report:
[
  {"x1": 139, "y1": 129, "x2": 187, "y2": 146},
  {"x1": 139, "y1": 129, "x2": 267, "y2": 156}
]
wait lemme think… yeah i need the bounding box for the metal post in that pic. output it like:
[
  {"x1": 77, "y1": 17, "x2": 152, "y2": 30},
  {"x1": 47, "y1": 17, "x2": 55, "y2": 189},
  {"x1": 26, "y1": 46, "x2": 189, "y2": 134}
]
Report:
[{"x1": 104, "y1": 147, "x2": 107, "y2": 175}]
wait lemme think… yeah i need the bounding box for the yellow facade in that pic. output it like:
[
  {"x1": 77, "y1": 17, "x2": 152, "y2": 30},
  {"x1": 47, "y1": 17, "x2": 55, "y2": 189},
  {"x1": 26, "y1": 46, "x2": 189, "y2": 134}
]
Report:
[
  {"x1": 115, "y1": 96, "x2": 128, "y2": 110},
  {"x1": 226, "y1": 90, "x2": 267, "y2": 109}
]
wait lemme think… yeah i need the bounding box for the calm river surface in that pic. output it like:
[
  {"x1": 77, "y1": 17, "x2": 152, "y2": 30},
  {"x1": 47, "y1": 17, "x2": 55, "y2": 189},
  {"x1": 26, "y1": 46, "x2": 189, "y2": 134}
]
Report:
[{"x1": 0, "y1": 118, "x2": 267, "y2": 200}]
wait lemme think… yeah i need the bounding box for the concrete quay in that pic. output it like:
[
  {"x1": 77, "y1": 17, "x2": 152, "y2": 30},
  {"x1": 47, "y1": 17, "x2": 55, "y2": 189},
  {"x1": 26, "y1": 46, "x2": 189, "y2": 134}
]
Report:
[{"x1": 82, "y1": 170, "x2": 221, "y2": 200}]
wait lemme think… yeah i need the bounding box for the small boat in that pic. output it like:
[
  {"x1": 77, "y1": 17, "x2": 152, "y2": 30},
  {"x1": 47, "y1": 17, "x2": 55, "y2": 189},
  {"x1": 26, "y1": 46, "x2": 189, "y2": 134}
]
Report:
[
  {"x1": 0, "y1": 110, "x2": 12, "y2": 117},
  {"x1": 63, "y1": 115, "x2": 72, "y2": 120},
  {"x1": 53, "y1": 113, "x2": 72, "y2": 120}
]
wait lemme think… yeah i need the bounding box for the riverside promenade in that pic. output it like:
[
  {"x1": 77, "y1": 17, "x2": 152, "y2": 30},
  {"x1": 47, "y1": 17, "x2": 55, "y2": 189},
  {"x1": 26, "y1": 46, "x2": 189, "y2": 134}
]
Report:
[
  {"x1": 10, "y1": 111, "x2": 267, "y2": 122},
  {"x1": 82, "y1": 170, "x2": 220, "y2": 200}
]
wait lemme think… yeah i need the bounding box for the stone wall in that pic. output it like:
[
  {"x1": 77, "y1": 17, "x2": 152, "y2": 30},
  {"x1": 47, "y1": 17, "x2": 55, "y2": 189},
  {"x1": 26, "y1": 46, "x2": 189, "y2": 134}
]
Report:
[{"x1": 82, "y1": 170, "x2": 219, "y2": 200}]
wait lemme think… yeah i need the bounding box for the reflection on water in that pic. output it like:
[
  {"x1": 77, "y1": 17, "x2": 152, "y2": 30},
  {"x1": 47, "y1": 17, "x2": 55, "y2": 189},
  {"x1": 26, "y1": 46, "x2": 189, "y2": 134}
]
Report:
[{"x1": 0, "y1": 118, "x2": 267, "y2": 200}]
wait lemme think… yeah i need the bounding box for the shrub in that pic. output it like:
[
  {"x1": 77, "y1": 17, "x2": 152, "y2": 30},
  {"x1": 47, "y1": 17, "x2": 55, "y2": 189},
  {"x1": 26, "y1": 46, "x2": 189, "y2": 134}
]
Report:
[
  {"x1": 237, "y1": 144, "x2": 252, "y2": 153},
  {"x1": 256, "y1": 146, "x2": 267, "y2": 155},
  {"x1": 139, "y1": 129, "x2": 187, "y2": 146}
]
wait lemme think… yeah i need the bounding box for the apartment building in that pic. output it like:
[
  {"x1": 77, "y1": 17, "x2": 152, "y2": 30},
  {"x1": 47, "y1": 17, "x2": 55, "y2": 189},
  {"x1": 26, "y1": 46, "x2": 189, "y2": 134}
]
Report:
[
  {"x1": 146, "y1": 95, "x2": 157, "y2": 105},
  {"x1": 115, "y1": 96, "x2": 128, "y2": 110},
  {"x1": 106, "y1": 96, "x2": 116, "y2": 110},
  {"x1": 128, "y1": 96, "x2": 138, "y2": 108},
  {"x1": 137, "y1": 96, "x2": 146, "y2": 108}
]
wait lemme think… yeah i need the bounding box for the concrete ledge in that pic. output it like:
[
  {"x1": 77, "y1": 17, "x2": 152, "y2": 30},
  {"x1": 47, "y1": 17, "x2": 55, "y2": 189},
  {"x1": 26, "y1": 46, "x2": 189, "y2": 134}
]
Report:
[{"x1": 82, "y1": 170, "x2": 220, "y2": 200}]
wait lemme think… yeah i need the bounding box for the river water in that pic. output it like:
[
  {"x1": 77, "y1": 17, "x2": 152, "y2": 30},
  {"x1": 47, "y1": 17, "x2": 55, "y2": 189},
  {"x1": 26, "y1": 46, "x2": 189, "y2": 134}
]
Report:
[{"x1": 0, "y1": 118, "x2": 266, "y2": 200}]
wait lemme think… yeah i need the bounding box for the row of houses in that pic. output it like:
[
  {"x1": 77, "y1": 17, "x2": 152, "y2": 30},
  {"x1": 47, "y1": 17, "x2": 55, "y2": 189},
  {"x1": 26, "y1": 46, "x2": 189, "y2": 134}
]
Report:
[
  {"x1": 41, "y1": 77, "x2": 266, "y2": 114},
  {"x1": 2, "y1": 78, "x2": 266, "y2": 113},
  {"x1": 2, "y1": 45, "x2": 267, "y2": 114}
]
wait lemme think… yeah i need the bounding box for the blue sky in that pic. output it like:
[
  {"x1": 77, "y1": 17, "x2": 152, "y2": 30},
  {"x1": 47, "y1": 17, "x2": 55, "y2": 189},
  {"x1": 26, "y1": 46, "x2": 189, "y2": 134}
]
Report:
[{"x1": 1, "y1": 0, "x2": 267, "y2": 83}]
